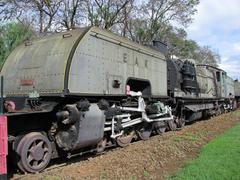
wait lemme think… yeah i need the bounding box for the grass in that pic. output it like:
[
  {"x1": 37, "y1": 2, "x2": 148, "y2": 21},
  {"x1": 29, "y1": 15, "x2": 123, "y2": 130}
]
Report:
[
  {"x1": 143, "y1": 170, "x2": 150, "y2": 177},
  {"x1": 170, "y1": 122, "x2": 240, "y2": 180},
  {"x1": 100, "y1": 170, "x2": 108, "y2": 180}
]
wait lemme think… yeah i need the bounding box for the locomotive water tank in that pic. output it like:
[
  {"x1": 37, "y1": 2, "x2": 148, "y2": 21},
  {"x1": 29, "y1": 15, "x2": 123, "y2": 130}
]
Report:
[{"x1": 1, "y1": 27, "x2": 167, "y2": 98}]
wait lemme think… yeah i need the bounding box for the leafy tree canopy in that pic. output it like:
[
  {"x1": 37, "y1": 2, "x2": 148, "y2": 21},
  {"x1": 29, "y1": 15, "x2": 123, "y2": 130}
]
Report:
[
  {"x1": 0, "y1": 0, "x2": 220, "y2": 66},
  {"x1": 0, "y1": 23, "x2": 33, "y2": 66}
]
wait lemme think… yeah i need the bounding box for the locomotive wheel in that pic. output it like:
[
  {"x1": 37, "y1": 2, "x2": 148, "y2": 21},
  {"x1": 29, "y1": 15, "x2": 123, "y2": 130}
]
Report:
[
  {"x1": 116, "y1": 131, "x2": 134, "y2": 147},
  {"x1": 168, "y1": 120, "x2": 177, "y2": 131},
  {"x1": 217, "y1": 109, "x2": 222, "y2": 116},
  {"x1": 153, "y1": 122, "x2": 167, "y2": 135},
  {"x1": 220, "y1": 106, "x2": 225, "y2": 114},
  {"x1": 137, "y1": 125, "x2": 152, "y2": 140},
  {"x1": 176, "y1": 118, "x2": 185, "y2": 128},
  {"x1": 156, "y1": 127, "x2": 166, "y2": 134},
  {"x1": 96, "y1": 138, "x2": 107, "y2": 154},
  {"x1": 16, "y1": 132, "x2": 52, "y2": 173}
]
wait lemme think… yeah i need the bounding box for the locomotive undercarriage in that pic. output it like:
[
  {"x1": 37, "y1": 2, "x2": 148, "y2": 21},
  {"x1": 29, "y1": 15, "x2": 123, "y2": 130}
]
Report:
[
  {"x1": 6, "y1": 91, "x2": 179, "y2": 173},
  {"x1": 103, "y1": 92, "x2": 175, "y2": 147},
  {"x1": 172, "y1": 98, "x2": 227, "y2": 124},
  {"x1": 6, "y1": 90, "x2": 232, "y2": 174},
  {"x1": 6, "y1": 93, "x2": 233, "y2": 173}
]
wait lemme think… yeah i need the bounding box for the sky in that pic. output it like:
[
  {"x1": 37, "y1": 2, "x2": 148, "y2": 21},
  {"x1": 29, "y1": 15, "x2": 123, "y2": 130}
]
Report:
[{"x1": 186, "y1": 0, "x2": 240, "y2": 80}]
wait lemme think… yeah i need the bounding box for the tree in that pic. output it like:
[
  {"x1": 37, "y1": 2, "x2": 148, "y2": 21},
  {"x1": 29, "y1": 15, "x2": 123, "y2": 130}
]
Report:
[
  {"x1": 195, "y1": 46, "x2": 220, "y2": 66},
  {"x1": 0, "y1": 23, "x2": 33, "y2": 66},
  {"x1": 0, "y1": 0, "x2": 199, "y2": 36},
  {"x1": 0, "y1": 0, "x2": 220, "y2": 67},
  {"x1": 128, "y1": 0, "x2": 199, "y2": 43},
  {"x1": 60, "y1": 0, "x2": 84, "y2": 30},
  {"x1": 33, "y1": 0, "x2": 62, "y2": 32},
  {"x1": 0, "y1": 0, "x2": 62, "y2": 33},
  {"x1": 86, "y1": 0, "x2": 133, "y2": 30},
  {"x1": 163, "y1": 26, "x2": 197, "y2": 58},
  {"x1": 156, "y1": 25, "x2": 220, "y2": 66}
]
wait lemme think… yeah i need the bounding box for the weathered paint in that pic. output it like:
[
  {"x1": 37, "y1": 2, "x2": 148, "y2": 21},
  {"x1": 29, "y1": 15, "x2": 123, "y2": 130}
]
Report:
[
  {"x1": 0, "y1": 28, "x2": 88, "y2": 95},
  {"x1": 0, "y1": 115, "x2": 7, "y2": 176},
  {"x1": 196, "y1": 65, "x2": 229, "y2": 99},
  {"x1": 68, "y1": 27, "x2": 167, "y2": 97},
  {"x1": 196, "y1": 65, "x2": 217, "y2": 98},
  {"x1": 225, "y1": 76, "x2": 235, "y2": 97},
  {"x1": 234, "y1": 81, "x2": 240, "y2": 97},
  {"x1": 0, "y1": 27, "x2": 167, "y2": 97}
]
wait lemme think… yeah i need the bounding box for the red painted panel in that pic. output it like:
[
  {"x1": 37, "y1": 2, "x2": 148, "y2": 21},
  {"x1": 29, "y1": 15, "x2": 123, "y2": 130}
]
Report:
[
  {"x1": 0, "y1": 115, "x2": 7, "y2": 175},
  {"x1": 20, "y1": 79, "x2": 34, "y2": 86}
]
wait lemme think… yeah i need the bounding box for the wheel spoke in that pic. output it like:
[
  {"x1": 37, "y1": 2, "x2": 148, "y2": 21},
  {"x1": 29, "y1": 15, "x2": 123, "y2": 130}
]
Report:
[
  {"x1": 32, "y1": 140, "x2": 37, "y2": 147},
  {"x1": 36, "y1": 141, "x2": 44, "y2": 149},
  {"x1": 42, "y1": 153, "x2": 49, "y2": 163},
  {"x1": 28, "y1": 146, "x2": 35, "y2": 153},
  {"x1": 43, "y1": 147, "x2": 49, "y2": 152},
  {"x1": 28, "y1": 141, "x2": 37, "y2": 153},
  {"x1": 27, "y1": 154, "x2": 34, "y2": 163}
]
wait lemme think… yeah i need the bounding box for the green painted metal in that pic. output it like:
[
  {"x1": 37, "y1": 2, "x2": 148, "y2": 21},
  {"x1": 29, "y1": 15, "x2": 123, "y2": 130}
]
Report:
[
  {"x1": 0, "y1": 28, "x2": 88, "y2": 96},
  {"x1": 0, "y1": 26, "x2": 167, "y2": 97}
]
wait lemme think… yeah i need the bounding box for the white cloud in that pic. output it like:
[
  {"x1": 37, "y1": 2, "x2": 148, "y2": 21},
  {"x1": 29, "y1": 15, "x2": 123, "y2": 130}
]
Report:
[
  {"x1": 186, "y1": 0, "x2": 240, "y2": 79},
  {"x1": 188, "y1": 0, "x2": 240, "y2": 33},
  {"x1": 219, "y1": 61, "x2": 240, "y2": 80}
]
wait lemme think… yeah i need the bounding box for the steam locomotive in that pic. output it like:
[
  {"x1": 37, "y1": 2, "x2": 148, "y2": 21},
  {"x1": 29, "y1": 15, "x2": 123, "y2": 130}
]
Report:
[{"x1": 0, "y1": 26, "x2": 238, "y2": 173}]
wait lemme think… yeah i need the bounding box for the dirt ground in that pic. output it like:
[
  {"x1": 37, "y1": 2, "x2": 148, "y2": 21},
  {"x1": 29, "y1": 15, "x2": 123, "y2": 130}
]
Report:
[{"x1": 12, "y1": 110, "x2": 240, "y2": 180}]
